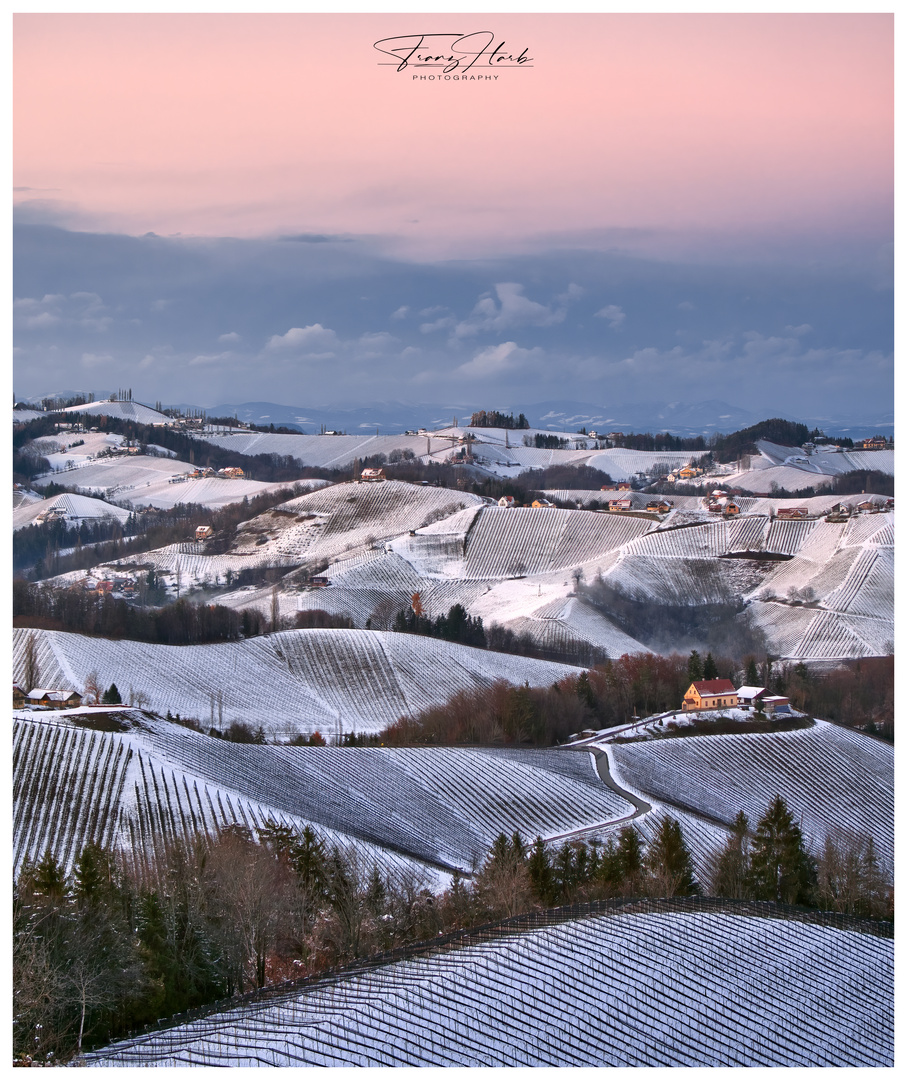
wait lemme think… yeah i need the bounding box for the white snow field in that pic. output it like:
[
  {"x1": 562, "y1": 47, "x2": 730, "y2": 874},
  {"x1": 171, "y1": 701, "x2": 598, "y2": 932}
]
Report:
[
  {"x1": 719, "y1": 440, "x2": 894, "y2": 493},
  {"x1": 12, "y1": 492, "x2": 134, "y2": 530},
  {"x1": 12, "y1": 627, "x2": 581, "y2": 739},
  {"x1": 60, "y1": 398, "x2": 172, "y2": 424},
  {"x1": 33, "y1": 452, "x2": 300, "y2": 511},
  {"x1": 606, "y1": 721, "x2": 893, "y2": 875},
  {"x1": 13, "y1": 713, "x2": 633, "y2": 880},
  {"x1": 80, "y1": 907, "x2": 892, "y2": 1066}
]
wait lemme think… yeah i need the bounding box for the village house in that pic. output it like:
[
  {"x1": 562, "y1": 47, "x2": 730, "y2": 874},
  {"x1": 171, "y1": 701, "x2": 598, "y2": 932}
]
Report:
[
  {"x1": 531, "y1": 499, "x2": 555, "y2": 508},
  {"x1": 13, "y1": 683, "x2": 27, "y2": 708},
  {"x1": 361, "y1": 468, "x2": 386, "y2": 482},
  {"x1": 217, "y1": 466, "x2": 245, "y2": 479},
  {"x1": 608, "y1": 498, "x2": 633, "y2": 512},
  {"x1": 736, "y1": 686, "x2": 767, "y2": 708},
  {"x1": 775, "y1": 506, "x2": 809, "y2": 520},
  {"x1": 196, "y1": 525, "x2": 214, "y2": 540},
  {"x1": 26, "y1": 688, "x2": 84, "y2": 710},
  {"x1": 682, "y1": 679, "x2": 738, "y2": 711},
  {"x1": 498, "y1": 495, "x2": 516, "y2": 508},
  {"x1": 859, "y1": 436, "x2": 888, "y2": 450}
]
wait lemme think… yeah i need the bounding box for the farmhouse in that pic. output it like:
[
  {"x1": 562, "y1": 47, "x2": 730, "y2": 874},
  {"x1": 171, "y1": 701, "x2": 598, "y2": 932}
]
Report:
[
  {"x1": 195, "y1": 526, "x2": 214, "y2": 540},
  {"x1": 498, "y1": 495, "x2": 516, "y2": 508},
  {"x1": 361, "y1": 468, "x2": 386, "y2": 482},
  {"x1": 682, "y1": 679, "x2": 738, "y2": 711},
  {"x1": 13, "y1": 683, "x2": 27, "y2": 708},
  {"x1": 26, "y1": 688, "x2": 84, "y2": 710},
  {"x1": 531, "y1": 499, "x2": 555, "y2": 508},
  {"x1": 859, "y1": 436, "x2": 888, "y2": 450},
  {"x1": 217, "y1": 467, "x2": 245, "y2": 479},
  {"x1": 736, "y1": 686, "x2": 767, "y2": 707},
  {"x1": 776, "y1": 506, "x2": 809, "y2": 520},
  {"x1": 608, "y1": 499, "x2": 633, "y2": 512}
]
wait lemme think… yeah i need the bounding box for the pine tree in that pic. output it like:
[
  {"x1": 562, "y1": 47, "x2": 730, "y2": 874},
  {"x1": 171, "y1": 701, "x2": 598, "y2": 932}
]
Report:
[
  {"x1": 744, "y1": 657, "x2": 759, "y2": 685},
  {"x1": 747, "y1": 796, "x2": 816, "y2": 905},
  {"x1": 101, "y1": 682, "x2": 122, "y2": 705},
  {"x1": 646, "y1": 816, "x2": 699, "y2": 896},
  {"x1": 616, "y1": 827, "x2": 644, "y2": 891},
  {"x1": 687, "y1": 650, "x2": 703, "y2": 682},
  {"x1": 708, "y1": 811, "x2": 751, "y2": 898},
  {"x1": 702, "y1": 653, "x2": 718, "y2": 680},
  {"x1": 527, "y1": 837, "x2": 555, "y2": 906}
]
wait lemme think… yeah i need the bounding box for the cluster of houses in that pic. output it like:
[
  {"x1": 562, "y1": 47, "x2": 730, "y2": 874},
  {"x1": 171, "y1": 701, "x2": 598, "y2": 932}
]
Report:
[
  {"x1": 682, "y1": 679, "x2": 790, "y2": 714},
  {"x1": 704, "y1": 490, "x2": 741, "y2": 516},
  {"x1": 13, "y1": 684, "x2": 83, "y2": 710},
  {"x1": 857, "y1": 436, "x2": 889, "y2": 450},
  {"x1": 78, "y1": 575, "x2": 137, "y2": 596}
]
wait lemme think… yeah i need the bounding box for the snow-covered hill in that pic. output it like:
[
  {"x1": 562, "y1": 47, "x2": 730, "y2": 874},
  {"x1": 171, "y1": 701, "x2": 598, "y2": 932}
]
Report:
[
  {"x1": 80, "y1": 906, "x2": 892, "y2": 1067},
  {"x1": 13, "y1": 712, "x2": 630, "y2": 880},
  {"x1": 12, "y1": 627, "x2": 581, "y2": 738}
]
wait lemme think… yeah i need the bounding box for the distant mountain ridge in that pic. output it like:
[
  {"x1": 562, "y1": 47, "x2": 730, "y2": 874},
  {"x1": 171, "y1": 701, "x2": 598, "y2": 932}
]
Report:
[{"x1": 20, "y1": 393, "x2": 892, "y2": 440}]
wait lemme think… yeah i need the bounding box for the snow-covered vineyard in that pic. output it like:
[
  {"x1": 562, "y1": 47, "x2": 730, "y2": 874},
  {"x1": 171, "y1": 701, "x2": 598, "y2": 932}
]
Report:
[
  {"x1": 12, "y1": 627, "x2": 580, "y2": 739},
  {"x1": 13, "y1": 709, "x2": 892, "y2": 890},
  {"x1": 81, "y1": 905, "x2": 893, "y2": 1067},
  {"x1": 13, "y1": 712, "x2": 634, "y2": 880},
  {"x1": 606, "y1": 721, "x2": 893, "y2": 875}
]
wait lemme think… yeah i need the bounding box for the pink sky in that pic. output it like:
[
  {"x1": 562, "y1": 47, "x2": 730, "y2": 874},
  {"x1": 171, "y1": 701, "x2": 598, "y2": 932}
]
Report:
[{"x1": 14, "y1": 13, "x2": 892, "y2": 258}]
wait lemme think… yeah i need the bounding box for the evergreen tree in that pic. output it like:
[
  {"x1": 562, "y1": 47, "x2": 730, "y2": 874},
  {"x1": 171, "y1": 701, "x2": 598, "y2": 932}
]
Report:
[
  {"x1": 747, "y1": 796, "x2": 816, "y2": 905},
  {"x1": 702, "y1": 653, "x2": 718, "y2": 680},
  {"x1": 616, "y1": 827, "x2": 644, "y2": 891},
  {"x1": 708, "y1": 811, "x2": 751, "y2": 898},
  {"x1": 575, "y1": 671, "x2": 596, "y2": 710},
  {"x1": 527, "y1": 837, "x2": 556, "y2": 906},
  {"x1": 744, "y1": 657, "x2": 759, "y2": 685},
  {"x1": 101, "y1": 682, "x2": 122, "y2": 705},
  {"x1": 645, "y1": 816, "x2": 699, "y2": 896},
  {"x1": 687, "y1": 650, "x2": 703, "y2": 682}
]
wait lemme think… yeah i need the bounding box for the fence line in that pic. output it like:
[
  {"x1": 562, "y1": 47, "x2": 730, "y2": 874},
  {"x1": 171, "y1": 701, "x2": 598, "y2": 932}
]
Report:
[{"x1": 119, "y1": 894, "x2": 893, "y2": 1042}]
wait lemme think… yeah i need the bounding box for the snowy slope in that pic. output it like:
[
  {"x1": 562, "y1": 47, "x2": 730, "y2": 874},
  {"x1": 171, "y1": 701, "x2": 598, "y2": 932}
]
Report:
[
  {"x1": 12, "y1": 627, "x2": 581, "y2": 738},
  {"x1": 13, "y1": 713, "x2": 632, "y2": 880},
  {"x1": 13, "y1": 492, "x2": 134, "y2": 530},
  {"x1": 82, "y1": 908, "x2": 892, "y2": 1067},
  {"x1": 606, "y1": 721, "x2": 893, "y2": 874}
]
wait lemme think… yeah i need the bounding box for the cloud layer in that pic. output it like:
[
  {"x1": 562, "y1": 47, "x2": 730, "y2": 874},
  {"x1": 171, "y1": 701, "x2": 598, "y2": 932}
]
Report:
[{"x1": 13, "y1": 224, "x2": 892, "y2": 419}]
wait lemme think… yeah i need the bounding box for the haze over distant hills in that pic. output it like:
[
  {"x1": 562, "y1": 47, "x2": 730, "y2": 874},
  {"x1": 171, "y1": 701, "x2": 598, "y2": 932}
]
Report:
[{"x1": 22, "y1": 393, "x2": 892, "y2": 440}]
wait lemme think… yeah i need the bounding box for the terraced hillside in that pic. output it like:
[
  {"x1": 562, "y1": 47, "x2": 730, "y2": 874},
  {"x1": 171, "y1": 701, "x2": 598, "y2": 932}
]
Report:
[
  {"x1": 13, "y1": 713, "x2": 633, "y2": 880},
  {"x1": 81, "y1": 905, "x2": 893, "y2": 1066},
  {"x1": 12, "y1": 627, "x2": 581, "y2": 738},
  {"x1": 606, "y1": 721, "x2": 893, "y2": 874}
]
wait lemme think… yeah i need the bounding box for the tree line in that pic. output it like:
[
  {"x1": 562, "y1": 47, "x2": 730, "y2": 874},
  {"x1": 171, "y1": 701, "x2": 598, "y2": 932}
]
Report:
[
  {"x1": 373, "y1": 651, "x2": 892, "y2": 747},
  {"x1": 14, "y1": 796, "x2": 889, "y2": 1064},
  {"x1": 14, "y1": 580, "x2": 266, "y2": 646},
  {"x1": 469, "y1": 411, "x2": 530, "y2": 429}
]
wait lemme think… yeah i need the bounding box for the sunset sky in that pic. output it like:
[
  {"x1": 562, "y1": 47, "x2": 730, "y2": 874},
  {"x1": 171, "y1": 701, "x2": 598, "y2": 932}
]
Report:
[{"x1": 13, "y1": 13, "x2": 893, "y2": 418}]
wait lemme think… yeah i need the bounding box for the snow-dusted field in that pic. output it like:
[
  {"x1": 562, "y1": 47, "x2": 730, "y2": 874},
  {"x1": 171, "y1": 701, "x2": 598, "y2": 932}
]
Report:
[
  {"x1": 80, "y1": 908, "x2": 893, "y2": 1067},
  {"x1": 13, "y1": 491, "x2": 134, "y2": 530},
  {"x1": 718, "y1": 441, "x2": 894, "y2": 493},
  {"x1": 12, "y1": 627, "x2": 581, "y2": 738},
  {"x1": 606, "y1": 721, "x2": 893, "y2": 874},
  {"x1": 13, "y1": 713, "x2": 632, "y2": 880}
]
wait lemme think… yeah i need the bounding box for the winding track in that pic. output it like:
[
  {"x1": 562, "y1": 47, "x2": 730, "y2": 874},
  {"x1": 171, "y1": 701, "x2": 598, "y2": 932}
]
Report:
[{"x1": 543, "y1": 747, "x2": 652, "y2": 843}]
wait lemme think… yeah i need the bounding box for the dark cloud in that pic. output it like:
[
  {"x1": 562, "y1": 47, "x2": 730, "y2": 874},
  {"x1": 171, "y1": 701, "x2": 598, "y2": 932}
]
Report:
[
  {"x1": 279, "y1": 233, "x2": 354, "y2": 244},
  {"x1": 13, "y1": 223, "x2": 892, "y2": 420}
]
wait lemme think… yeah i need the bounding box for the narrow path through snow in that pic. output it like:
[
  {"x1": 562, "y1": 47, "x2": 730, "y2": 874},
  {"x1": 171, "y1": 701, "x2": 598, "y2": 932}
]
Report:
[{"x1": 542, "y1": 747, "x2": 651, "y2": 843}]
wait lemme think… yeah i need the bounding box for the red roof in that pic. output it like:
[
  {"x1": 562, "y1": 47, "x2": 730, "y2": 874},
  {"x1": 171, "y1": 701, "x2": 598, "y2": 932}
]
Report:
[{"x1": 690, "y1": 680, "x2": 736, "y2": 695}]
